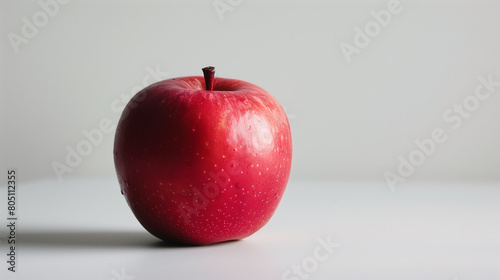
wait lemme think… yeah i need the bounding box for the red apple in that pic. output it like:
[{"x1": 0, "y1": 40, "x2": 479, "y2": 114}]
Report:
[{"x1": 114, "y1": 66, "x2": 292, "y2": 245}]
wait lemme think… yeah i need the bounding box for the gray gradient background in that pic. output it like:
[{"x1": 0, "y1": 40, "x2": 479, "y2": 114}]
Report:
[{"x1": 1, "y1": 0, "x2": 500, "y2": 183}]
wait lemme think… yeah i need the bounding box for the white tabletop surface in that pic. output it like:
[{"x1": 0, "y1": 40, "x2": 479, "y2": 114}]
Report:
[{"x1": 1, "y1": 178, "x2": 499, "y2": 280}]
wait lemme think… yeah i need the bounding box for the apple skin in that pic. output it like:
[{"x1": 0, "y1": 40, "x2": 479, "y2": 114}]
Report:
[{"x1": 114, "y1": 75, "x2": 292, "y2": 245}]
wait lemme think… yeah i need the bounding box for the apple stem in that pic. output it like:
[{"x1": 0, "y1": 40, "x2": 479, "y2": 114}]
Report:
[{"x1": 202, "y1": 66, "x2": 215, "y2": 91}]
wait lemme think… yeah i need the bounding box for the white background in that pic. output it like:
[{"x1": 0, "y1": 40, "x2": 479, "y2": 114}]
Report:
[
  {"x1": 1, "y1": 1, "x2": 500, "y2": 280},
  {"x1": 1, "y1": 0, "x2": 500, "y2": 183}
]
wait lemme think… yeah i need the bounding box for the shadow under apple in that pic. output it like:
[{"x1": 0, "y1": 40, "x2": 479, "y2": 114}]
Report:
[{"x1": 15, "y1": 229, "x2": 213, "y2": 249}]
